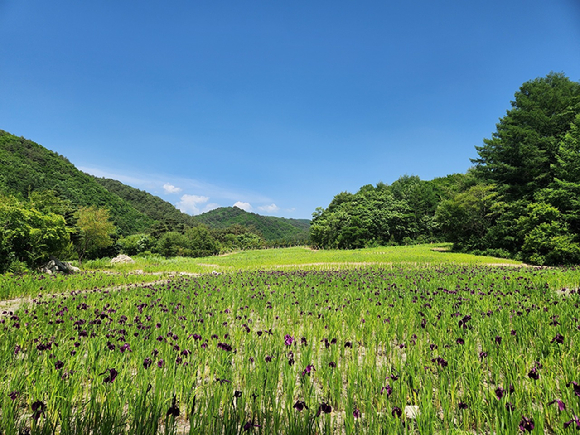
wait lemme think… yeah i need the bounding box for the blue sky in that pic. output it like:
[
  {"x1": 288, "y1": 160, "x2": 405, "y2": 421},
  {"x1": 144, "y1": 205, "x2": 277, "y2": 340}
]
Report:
[{"x1": 1, "y1": 1, "x2": 579, "y2": 219}]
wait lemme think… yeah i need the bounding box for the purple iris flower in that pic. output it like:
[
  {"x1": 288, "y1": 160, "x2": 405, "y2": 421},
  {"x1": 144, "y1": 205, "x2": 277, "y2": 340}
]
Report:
[
  {"x1": 391, "y1": 406, "x2": 402, "y2": 418},
  {"x1": 31, "y1": 400, "x2": 46, "y2": 421},
  {"x1": 316, "y1": 402, "x2": 332, "y2": 417},
  {"x1": 519, "y1": 416, "x2": 534, "y2": 432},
  {"x1": 166, "y1": 396, "x2": 180, "y2": 418},
  {"x1": 548, "y1": 399, "x2": 566, "y2": 411},
  {"x1": 293, "y1": 400, "x2": 308, "y2": 411},
  {"x1": 381, "y1": 385, "x2": 393, "y2": 397},
  {"x1": 101, "y1": 368, "x2": 118, "y2": 383},
  {"x1": 284, "y1": 334, "x2": 294, "y2": 346},
  {"x1": 567, "y1": 381, "x2": 580, "y2": 398},
  {"x1": 242, "y1": 421, "x2": 261, "y2": 431},
  {"x1": 495, "y1": 387, "x2": 505, "y2": 400},
  {"x1": 564, "y1": 416, "x2": 580, "y2": 429}
]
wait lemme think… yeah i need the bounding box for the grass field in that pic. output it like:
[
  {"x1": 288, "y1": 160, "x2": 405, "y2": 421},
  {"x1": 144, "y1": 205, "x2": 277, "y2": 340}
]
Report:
[
  {"x1": 84, "y1": 244, "x2": 523, "y2": 274},
  {"x1": 1, "y1": 245, "x2": 579, "y2": 434}
]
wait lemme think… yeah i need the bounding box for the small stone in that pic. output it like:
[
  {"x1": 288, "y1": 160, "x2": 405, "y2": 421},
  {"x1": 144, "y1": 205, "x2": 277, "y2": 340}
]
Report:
[
  {"x1": 111, "y1": 255, "x2": 135, "y2": 265},
  {"x1": 405, "y1": 406, "x2": 420, "y2": 419}
]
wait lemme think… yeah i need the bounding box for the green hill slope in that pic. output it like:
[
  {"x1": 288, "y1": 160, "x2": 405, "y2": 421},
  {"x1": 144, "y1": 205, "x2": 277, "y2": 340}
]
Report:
[
  {"x1": 0, "y1": 130, "x2": 153, "y2": 235},
  {"x1": 195, "y1": 206, "x2": 310, "y2": 241},
  {"x1": 92, "y1": 176, "x2": 198, "y2": 229}
]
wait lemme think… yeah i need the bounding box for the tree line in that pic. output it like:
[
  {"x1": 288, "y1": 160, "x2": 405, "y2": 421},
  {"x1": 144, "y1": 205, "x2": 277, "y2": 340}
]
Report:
[
  {"x1": 0, "y1": 190, "x2": 281, "y2": 273},
  {"x1": 311, "y1": 72, "x2": 580, "y2": 265}
]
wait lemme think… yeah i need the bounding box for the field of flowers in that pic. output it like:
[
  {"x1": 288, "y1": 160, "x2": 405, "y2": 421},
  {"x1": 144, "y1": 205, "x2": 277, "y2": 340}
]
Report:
[{"x1": 1, "y1": 261, "x2": 580, "y2": 434}]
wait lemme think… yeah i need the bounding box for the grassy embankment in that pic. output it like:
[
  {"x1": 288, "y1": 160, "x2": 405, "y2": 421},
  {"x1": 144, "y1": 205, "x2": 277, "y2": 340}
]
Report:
[{"x1": 0, "y1": 243, "x2": 562, "y2": 302}]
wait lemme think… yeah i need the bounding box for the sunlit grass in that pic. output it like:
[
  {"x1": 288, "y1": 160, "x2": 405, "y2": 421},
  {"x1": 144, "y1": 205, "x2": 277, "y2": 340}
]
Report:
[
  {"x1": 85, "y1": 244, "x2": 523, "y2": 275},
  {"x1": 1, "y1": 265, "x2": 579, "y2": 434},
  {"x1": 3, "y1": 245, "x2": 580, "y2": 434}
]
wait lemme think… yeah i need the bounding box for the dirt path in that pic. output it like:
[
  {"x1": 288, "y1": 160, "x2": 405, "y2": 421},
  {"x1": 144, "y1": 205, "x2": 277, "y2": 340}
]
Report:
[{"x1": 0, "y1": 271, "x2": 202, "y2": 315}]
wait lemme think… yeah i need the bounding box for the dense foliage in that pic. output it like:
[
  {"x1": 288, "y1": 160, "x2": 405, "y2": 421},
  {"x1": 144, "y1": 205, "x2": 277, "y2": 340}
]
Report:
[
  {"x1": 93, "y1": 177, "x2": 198, "y2": 229},
  {"x1": 0, "y1": 131, "x2": 314, "y2": 267},
  {"x1": 313, "y1": 73, "x2": 580, "y2": 265},
  {"x1": 0, "y1": 131, "x2": 154, "y2": 236},
  {"x1": 0, "y1": 195, "x2": 69, "y2": 273},
  {"x1": 196, "y1": 206, "x2": 310, "y2": 244},
  {"x1": 310, "y1": 175, "x2": 453, "y2": 249}
]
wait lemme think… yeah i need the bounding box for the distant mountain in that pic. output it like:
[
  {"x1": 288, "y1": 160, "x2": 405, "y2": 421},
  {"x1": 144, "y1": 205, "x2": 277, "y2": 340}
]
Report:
[
  {"x1": 0, "y1": 130, "x2": 311, "y2": 242},
  {"x1": 195, "y1": 206, "x2": 310, "y2": 241},
  {"x1": 92, "y1": 176, "x2": 198, "y2": 229},
  {"x1": 0, "y1": 130, "x2": 153, "y2": 235}
]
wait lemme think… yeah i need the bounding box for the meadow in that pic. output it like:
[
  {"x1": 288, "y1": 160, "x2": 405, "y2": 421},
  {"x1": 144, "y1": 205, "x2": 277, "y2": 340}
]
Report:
[{"x1": 1, "y1": 245, "x2": 579, "y2": 434}]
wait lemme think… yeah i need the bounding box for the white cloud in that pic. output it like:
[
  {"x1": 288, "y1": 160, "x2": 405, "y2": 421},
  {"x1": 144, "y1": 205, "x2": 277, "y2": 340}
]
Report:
[
  {"x1": 233, "y1": 201, "x2": 252, "y2": 212},
  {"x1": 163, "y1": 183, "x2": 182, "y2": 194},
  {"x1": 78, "y1": 165, "x2": 273, "y2": 204},
  {"x1": 176, "y1": 194, "x2": 210, "y2": 215},
  {"x1": 203, "y1": 203, "x2": 220, "y2": 213},
  {"x1": 258, "y1": 203, "x2": 280, "y2": 213}
]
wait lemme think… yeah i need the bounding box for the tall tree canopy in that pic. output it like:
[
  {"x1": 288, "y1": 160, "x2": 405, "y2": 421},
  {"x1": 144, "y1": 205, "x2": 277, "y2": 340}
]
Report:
[
  {"x1": 436, "y1": 73, "x2": 580, "y2": 264},
  {"x1": 472, "y1": 72, "x2": 580, "y2": 201}
]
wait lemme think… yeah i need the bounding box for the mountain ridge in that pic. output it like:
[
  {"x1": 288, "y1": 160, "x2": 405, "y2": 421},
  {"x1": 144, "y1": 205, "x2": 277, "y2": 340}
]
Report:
[{"x1": 0, "y1": 129, "x2": 310, "y2": 242}]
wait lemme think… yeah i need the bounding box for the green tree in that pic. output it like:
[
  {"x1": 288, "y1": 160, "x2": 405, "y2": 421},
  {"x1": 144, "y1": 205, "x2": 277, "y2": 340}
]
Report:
[
  {"x1": 0, "y1": 195, "x2": 69, "y2": 272},
  {"x1": 117, "y1": 233, "x2": 153, "y2": 256},
  {"x1": 184, "y1": 225, "x2": 220, "y2": 257},
  {"x1": 435, "y1": 184, "x2": 499, "y2": 250},
  {"x1": 516, "y1": 202, "x2": 580, "y2": 265},
  {"x1": 472, "y1": 72, "x2": 580, "y2": 201},
  {"x1": 74, "y1": 206, "x2": 116, "y2": 266},
  {"x1": 154, "y1": 231, "x2": 189, "y2": 257}
]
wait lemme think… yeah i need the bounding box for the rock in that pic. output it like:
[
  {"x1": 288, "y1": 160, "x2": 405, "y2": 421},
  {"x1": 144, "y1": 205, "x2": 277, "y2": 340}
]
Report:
[
  {"x1": 405, "y1": 406, "x2": 420, "y2": 419},
  {"x1": 40, "y1": 257, "x2": 80, "y2": 274},
  {"x1": 111, "y1": 254, "x2": 135, "y2": 265},
  {"x1": 65, "y1": 263, "x2": 81, "y2": 273}
]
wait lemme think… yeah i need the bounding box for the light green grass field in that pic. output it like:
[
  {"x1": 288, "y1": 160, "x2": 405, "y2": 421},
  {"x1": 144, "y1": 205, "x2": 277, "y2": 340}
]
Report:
[{"x1": 86, "y1": 243, "x2": 523, "y2": 275}]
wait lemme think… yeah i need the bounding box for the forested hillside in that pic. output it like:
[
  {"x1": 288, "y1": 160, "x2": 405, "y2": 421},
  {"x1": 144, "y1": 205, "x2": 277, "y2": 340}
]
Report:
[
  {"x1": 195, "y1": 206, "x2": 310, "y2": 242},
  {"x1": 0, "y1": 130, "x2": 311, "y2": 272},
  {"x1": 92, "y1": 176, "x2": 198, "y2": 229},
  {"x1": 312, "y1": 72, "x2": 580, "y2": 265},
  {"x1": 0, "y1": 131, "x2": 153, "y2": 235}
]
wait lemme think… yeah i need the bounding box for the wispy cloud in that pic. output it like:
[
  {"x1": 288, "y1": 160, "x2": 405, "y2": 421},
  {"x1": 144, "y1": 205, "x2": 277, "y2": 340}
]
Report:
[
  {"x1": 77, "y1": 165, "x2": 295, "y2": 217},
  {"x1": 79, "y1": 166, "x2": 272, "y2": 204},
  {"x1": 176, "y1": 194, "x2": 210, "y2": 215},
  {"x1": 258, "y1": 203, "x2": 280, "y2": 213},
  {"x1": 233, "y1": 201, "x2": 252, "y2": 212},
  {"x1": 163, "y1": 183, "x2": 182, "y2": 194}
]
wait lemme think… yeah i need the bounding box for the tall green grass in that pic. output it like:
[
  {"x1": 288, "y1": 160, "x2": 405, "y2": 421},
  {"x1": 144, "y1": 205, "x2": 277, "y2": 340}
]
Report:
[{"x1": 1, "y1": 264, "x2": 579, "y2": 433}]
